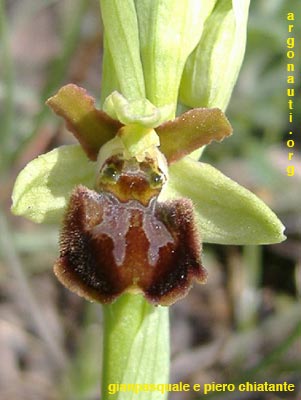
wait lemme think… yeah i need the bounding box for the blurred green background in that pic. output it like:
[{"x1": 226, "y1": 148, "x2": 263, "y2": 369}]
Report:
[{"x1": 0, "y1": 1, "x2": 300, "y2": 399}]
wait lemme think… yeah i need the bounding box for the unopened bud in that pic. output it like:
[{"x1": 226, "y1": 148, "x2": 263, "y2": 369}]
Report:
[{"x1": 179, "y1": 0, "x2": 250, "y2": 111}]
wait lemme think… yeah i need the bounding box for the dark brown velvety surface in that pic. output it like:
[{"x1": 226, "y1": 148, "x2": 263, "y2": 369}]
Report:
[{"x1": 54, "y1": 186, "x2": 207, "y2": 306}]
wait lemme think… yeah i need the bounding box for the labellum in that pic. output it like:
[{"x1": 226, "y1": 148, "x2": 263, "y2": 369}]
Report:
[{"x1": 54, "y1": 134, "x2": 207, "y2": 306}]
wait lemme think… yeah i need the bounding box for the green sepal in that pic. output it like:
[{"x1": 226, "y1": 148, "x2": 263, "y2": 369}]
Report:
[
  {"x1": 11, "y1": 145, "x2": 95, "y2": 224},
  {"x1": 156, "y1": 107, "x2": 232, "y2": 164},
  {"x1": 135, "y1": 0, "x2": 218, "y2": 114},
  {"x1": 161, "y1": 158, "x2": 286, "y2": 244},
  {"x1": 46, "y1": 84, "x2": 121, "y2": 161},
  {"x1": 103, "y1": 91, "x2": 173, "y2": 128}
]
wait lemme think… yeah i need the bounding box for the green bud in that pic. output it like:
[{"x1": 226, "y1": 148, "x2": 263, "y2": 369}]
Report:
[{"x1": 179, "y1": 0, "x2": 250, "y2": 110}]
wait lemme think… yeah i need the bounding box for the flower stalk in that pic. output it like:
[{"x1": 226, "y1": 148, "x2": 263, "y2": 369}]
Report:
[{"x1": 102, "y1": 294, "x2": 169, "y2": 399}]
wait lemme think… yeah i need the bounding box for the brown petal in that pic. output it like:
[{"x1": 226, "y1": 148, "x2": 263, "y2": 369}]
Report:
[
  {"x1": 46, "y1": 84, "x2": 122, "y2": 160},
  {"x1": 54, "y1": 186, "x2": 207, "y2": 306},
  {"x1": 156, "y1": 107, "x2": 232, "y2": 163}
]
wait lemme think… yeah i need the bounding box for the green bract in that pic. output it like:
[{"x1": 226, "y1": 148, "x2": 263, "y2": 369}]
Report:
[
  {"x1": 100, "y1": 0, "x2": 218, "y2": 116},
  {"x1": 135, "y1": 0, "x2": 217, "y2": 113},
  {"x1": 100, "y1": 0, "x2": 145, "y2": 101}
]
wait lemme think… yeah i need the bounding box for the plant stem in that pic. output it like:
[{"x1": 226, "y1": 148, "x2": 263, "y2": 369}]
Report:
[{"x1": 101, "y1": 293, "x2": 169, "y2": 400}]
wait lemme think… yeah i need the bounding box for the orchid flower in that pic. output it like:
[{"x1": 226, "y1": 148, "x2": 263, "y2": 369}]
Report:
[{"x1": 11, "y1": 1, "x2": 285, "y2": 398}]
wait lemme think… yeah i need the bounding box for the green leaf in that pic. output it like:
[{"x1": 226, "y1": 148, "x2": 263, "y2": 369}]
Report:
[
  {"x1": 47, "y1": 84, "x2": 121, "y2": 161},
  {"x1": 156, "y1": 107, "x2": 232, "y2": 163},
  {"x1": 102, "y1": 294, "x2": 169, "y2": 400},
  {"x1": 135, "y1": 0, "x2": 217, "y2": 114},
  {"x1": 100, "y1": 0, "x2": 146, "y2": 101},
  {"x1": 11, "y1": 145, "x2": 95, "y2": 224},
  {"x1": 161, "y1": 158, "x2": 286, "y2": 244},
  {"x1": 179, "y1": 0, "x2": 250, "y2": 110}
]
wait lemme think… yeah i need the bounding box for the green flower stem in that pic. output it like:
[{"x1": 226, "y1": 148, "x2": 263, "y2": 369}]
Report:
[{"x1": 101, "y1": 294, "x2": 169, "y2": 400}]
